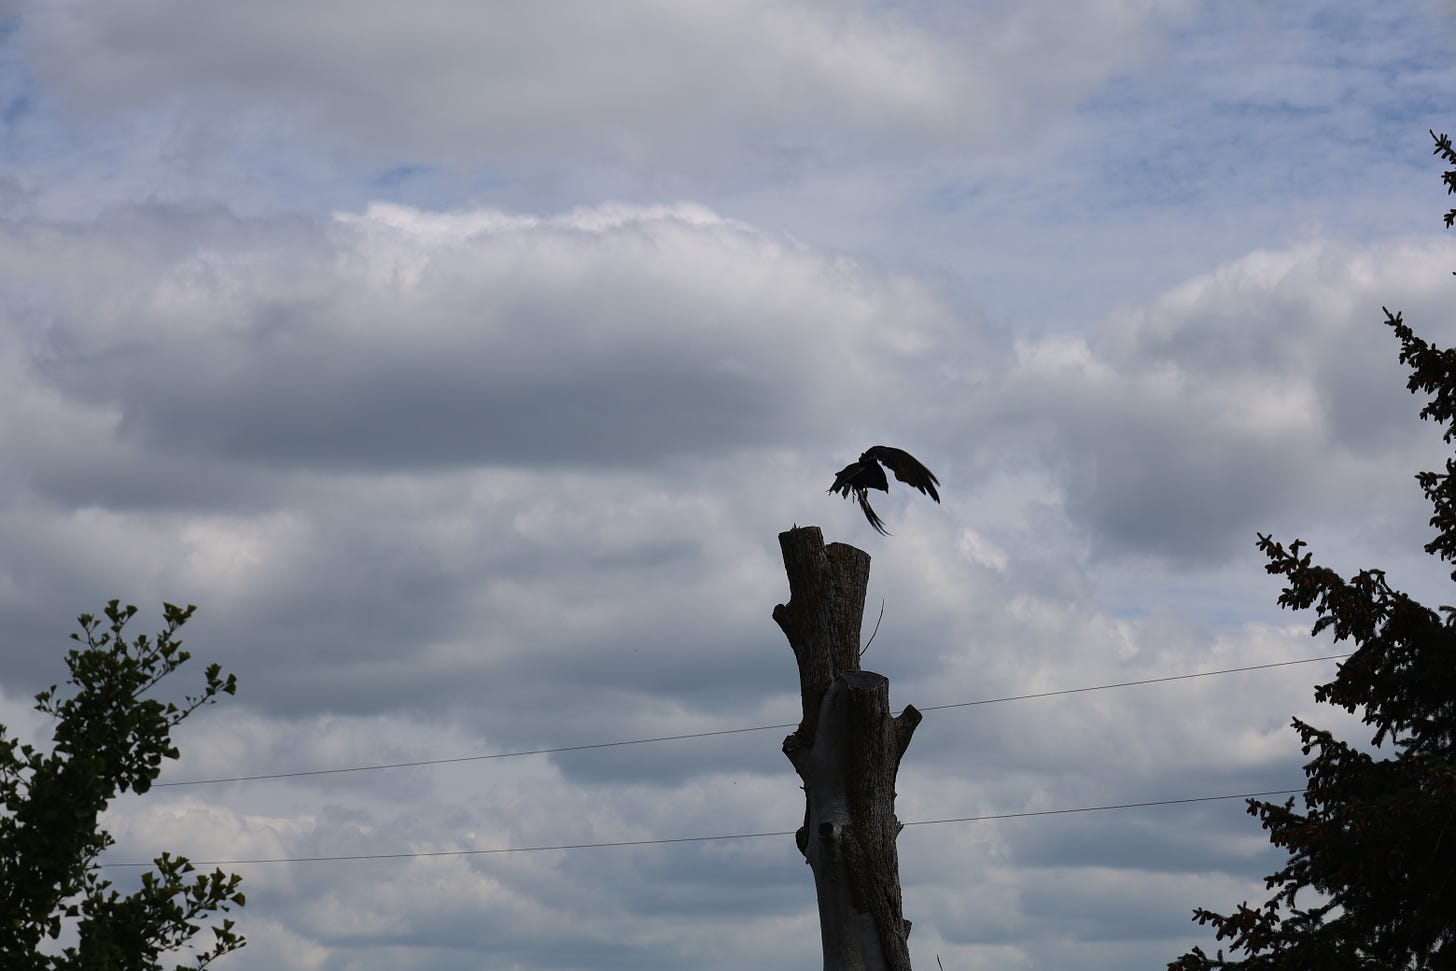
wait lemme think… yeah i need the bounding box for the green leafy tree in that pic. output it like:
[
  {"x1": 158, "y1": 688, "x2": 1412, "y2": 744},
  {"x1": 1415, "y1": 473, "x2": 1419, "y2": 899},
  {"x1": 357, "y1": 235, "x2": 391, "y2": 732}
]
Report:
[
  {"x1": 0, "y1": 601, "x2": 246, "y2": 970},
  {"x1": 1169, "y1": 132, "x2": 1456, "y2": 970}
]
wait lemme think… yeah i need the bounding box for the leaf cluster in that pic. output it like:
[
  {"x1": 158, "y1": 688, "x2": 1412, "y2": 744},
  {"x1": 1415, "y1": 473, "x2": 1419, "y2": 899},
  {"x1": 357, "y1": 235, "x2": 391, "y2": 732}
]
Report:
[
  {"x1": 0, "y1": 601, "x2": 245, "y2": 970},
  {"x1": 1435, "y1": 130, "x2": 1456, "y2": 230}
]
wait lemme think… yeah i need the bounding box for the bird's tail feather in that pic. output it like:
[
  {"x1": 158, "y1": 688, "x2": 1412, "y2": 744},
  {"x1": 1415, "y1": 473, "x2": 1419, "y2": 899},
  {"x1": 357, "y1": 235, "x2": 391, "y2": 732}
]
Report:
[{"x1": 857, "y1": 491, "x2": 889, "y2": 536}]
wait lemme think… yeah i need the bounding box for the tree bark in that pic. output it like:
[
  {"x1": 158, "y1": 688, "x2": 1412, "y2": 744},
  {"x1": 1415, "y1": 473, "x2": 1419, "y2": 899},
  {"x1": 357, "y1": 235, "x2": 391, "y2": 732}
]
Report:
[{"x1": 773, "y1": 525, "x2": 922, "y2": 971}]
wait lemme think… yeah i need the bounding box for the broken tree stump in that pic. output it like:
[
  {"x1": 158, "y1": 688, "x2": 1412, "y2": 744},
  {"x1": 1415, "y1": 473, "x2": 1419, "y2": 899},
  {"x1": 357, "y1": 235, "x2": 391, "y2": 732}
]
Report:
[{"x1": 772, "y1": 525, "x2": 923, "y2": 971}]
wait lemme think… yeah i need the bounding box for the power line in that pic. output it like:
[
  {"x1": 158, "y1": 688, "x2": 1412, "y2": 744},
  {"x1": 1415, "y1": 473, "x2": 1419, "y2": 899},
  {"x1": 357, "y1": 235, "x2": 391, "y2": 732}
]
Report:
[
  {"x1": 916, "y1": 653, "x2": 1347, "y2": 713},
  {"x1": 157, "y1": 653, "x2": 1347, "y2": 788},
  {"x1": 901, "y1": 788, "x2": 1302, "y2": 827},
  {"x1": 157, "y1": 721, "x2": 796, "y2": 787},
  {"x1": 101, "y1": 787, "x2": 1303, "y2": 868}
]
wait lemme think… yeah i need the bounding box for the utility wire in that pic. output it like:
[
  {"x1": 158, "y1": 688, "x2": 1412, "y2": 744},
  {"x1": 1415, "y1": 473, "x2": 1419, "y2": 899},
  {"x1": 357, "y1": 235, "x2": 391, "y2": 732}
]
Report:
[
  {"x1": 900, "y1": 788, "x2": 1303, "y2": 827},
  {"x1": 916, "y1": 653, "x2": 1347, "y2": 714},
  {"x1": 157, "y1": 653, "x2": 1347, "y2": 788},
  {"x1": 157, "y1": 722, "x2": 795, "y2": 787},
  {"x1": 102, "y1": 787, "x2": 1303, "y2": 868}
]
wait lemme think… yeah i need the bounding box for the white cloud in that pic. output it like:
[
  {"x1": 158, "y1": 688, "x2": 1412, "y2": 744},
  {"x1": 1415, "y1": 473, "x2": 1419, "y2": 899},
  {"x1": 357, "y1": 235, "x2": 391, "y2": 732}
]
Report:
[
  {"x1": 4, "y1": 3, "x2": 1454, "y2": 969},
  {"x1": 1, "y1": 201, "x2": 971, "y2": 478},
  {"x1": 15, "y1": 0, "x2": 1188, "y2": 169},
  {"x1": 993, "y1": 236, "x2": 1456, "y2": 565},
  {"x1": 5, "y1": 204, "x2": 1447, "y2": 969}
]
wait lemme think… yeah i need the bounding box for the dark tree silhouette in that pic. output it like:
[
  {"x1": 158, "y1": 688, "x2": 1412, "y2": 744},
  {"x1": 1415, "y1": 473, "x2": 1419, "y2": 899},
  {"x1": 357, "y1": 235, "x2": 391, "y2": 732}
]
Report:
[
  {"x1": 0, "y1": 602, "x2": 245, "y2": 970},
  {"x1": 1169, "y1": 131, "x2": 1456, "y2": 971}
]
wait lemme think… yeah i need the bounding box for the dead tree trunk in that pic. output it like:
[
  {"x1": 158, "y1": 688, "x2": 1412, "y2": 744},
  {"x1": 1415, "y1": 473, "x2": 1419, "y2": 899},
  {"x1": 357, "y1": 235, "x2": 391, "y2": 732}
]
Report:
[{"x1": 772, "y1": 525, "x2": 922, "y2": 971}]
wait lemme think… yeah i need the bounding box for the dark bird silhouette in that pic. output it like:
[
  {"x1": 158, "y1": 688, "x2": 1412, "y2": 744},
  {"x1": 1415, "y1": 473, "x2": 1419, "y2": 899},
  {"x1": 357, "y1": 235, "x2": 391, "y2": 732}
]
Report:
[{"x1": 828, "y1": 445, "x2": 940, "y2": 535}]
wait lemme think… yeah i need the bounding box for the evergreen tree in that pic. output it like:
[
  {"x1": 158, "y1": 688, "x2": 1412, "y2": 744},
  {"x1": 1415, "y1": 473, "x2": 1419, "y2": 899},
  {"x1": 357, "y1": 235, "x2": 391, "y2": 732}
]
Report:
[{"x1": 1169, "y1": 131, "x2": 1456, "y2": 971}]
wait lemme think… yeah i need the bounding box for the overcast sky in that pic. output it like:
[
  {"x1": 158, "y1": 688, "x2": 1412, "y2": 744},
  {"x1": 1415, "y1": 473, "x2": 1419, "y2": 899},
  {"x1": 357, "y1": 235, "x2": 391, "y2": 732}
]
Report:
[{"x1": 2, "y1": 2, "x2": 1456, "y2": 969}]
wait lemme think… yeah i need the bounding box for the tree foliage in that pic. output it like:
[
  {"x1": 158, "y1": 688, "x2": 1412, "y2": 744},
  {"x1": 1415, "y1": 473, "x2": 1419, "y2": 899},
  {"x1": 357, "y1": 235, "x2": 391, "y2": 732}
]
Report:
[
  {"x1": 1168, "y1": 132, "x2": 1456, "y2": 971},
  {"x1": 0, "y1": 601, "x2": 246, "y2": 970}
]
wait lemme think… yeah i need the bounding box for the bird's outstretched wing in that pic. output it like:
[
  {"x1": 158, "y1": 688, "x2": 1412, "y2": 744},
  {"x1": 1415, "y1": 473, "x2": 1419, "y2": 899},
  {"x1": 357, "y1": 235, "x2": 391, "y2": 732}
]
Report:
[
  {"x1": 864, "y1": 445, "x2": 940, "y2": 502},
  {"x1": 827, "y1": 445, "x2": 940, "y2": 535},
  {"x1": 829, "y1": 456, "x2": 889, "y2": 497}
]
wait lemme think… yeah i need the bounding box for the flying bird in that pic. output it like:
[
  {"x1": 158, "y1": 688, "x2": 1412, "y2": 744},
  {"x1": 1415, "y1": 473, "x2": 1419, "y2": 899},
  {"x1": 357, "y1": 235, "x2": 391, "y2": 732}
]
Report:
[{"x1": 828, "y1": 445, "x2": 940, "y2": 535}]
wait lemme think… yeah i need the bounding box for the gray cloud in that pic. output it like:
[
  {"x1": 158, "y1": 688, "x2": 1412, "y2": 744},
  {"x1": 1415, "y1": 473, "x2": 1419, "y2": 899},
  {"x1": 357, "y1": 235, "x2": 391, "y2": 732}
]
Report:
[
  {"x1": 5, "y1": 3, "x2": 1454, "y2": 969},
  {"x1": 0, "y1": 200, "x2": 987, "y2": 732},
  {"x1": 4, "y1": 213, "x2": 1442, "y2": 971},
  {"x1": 6, "y1": 202, "x2": 968, "y2": 478},
  {"x1": 993, "y1": 238, "x2": 1456, "y2": 566},
  {"x1": 14, "y1": 0, "x2": 1187, "y2": 170}
]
